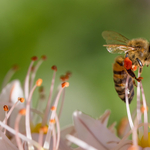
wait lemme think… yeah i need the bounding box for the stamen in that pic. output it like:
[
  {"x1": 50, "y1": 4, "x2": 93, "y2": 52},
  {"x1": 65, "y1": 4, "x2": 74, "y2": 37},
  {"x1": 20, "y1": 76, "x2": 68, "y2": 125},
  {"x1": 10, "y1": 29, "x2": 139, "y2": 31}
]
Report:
[
  {"x1": 140, "y1": 83, "x2": 148, "y2": 140},
  {"x1": 3, "y1": 105, "x2": 8, "y2": 134},
  {"x1": 140, "y1": 106, "x2": 148, "y2": 113},
  {"x1": 30, "y1": 55, "x2": 46, "y2": 92},
  {"x1": 66, "y1": 134, "x2": 97, "y2": 150},
  {"x1": 0, "y1": 121, "x2": 43, "y2": 150},
  {"x1": 2, "y1": 100, "x2": 20, "y2": 125},
  {"x1": 36, "y1": 79, "x2": 43, "y2": 87},
  {"x1": 125, "y1": 75, "x2": 134, "y2": 129},
  {"x1": 51, "y1": 106, "x2": 56, "y2": 111},
  {"x1": 127, "y1": 145, "x2": 138, "y2": 150},
  {"x1": 31, "y1": 56, "x2": 38, "y2": 61},
  {"x1": 15, "y1": 110, "x2": 25, "y2": 150},
  {"x1": 19, "y1": 108, "x2": 26, "y2": 115},
  {"x1": 38, "y1": 126, "x2": 48, "y2": 149},
  {"x1": 55, "y1": 113, "x2": 60, "y2": 150},
  {"x1": 52, "y1": 123, "x2": 56, "y2": 150},
  {"x1": 18, "y1": 97, "x2": 25, "y2": 103},
  {"x1": 132, "y1": 118, "x2": 138, "y2": 148},
  {"x1": 43, "y1": 82, "x2": 68, "y2": 149},
  {"x1": 50, "y1": 119, "x2": 55, "y2": 123},
  {"x1": 58, "y1": 89, "x2": 65, "y2": 119},
  {"x1": 61, "y1": 82, "x2": 69, "y2": 88},
  {"x1": 1, "y1": 65, "x2": 18, "y2": 90},
  {"x1": 24, "y1": 56, "x2": 37, "y2": 101},
  {"x1": 41, "y1": 66, "x2": 57, "y2": 126},
  {"x1": 137, "y1": 68, "x2": 142, "y2": 138},
  {"x1": 3, "y1": 105, "x2": 9, "y2": 112},
  {"x1": 26, "y1": 79, "x2": 41, "y2": 150},
  {"x1": 51, "y1": 65, "x2": 57, "y2": 71}
]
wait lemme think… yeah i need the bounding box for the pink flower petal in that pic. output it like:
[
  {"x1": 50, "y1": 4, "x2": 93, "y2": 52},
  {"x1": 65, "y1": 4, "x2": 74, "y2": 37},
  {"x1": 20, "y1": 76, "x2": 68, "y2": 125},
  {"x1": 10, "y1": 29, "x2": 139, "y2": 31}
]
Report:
[
  {"x1": 73, "y1": 111, "x2": 120, "y2": 150},
  {"x1": 0, "y1": 130, "x2": 18, "y2": 150},
  {"x1": 144, "y1": 148, "x2": 150, "y2": 150},
  {"x1": 98, "y1": 110, "x2": 111, "y2": 127},
  {"x1": 0, "y1": 80, "x2": 23, "y2": 104},
  {"x1": 0, "y1": 80, "x2": 25, "y2": 136}
]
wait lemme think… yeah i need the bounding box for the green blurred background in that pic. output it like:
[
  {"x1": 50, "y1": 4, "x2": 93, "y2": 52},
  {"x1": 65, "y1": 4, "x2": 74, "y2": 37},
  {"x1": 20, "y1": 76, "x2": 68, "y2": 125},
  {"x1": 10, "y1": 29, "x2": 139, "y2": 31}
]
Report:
[{"x1": 0, "y1": 0, "x2": 150, "y2": 127}]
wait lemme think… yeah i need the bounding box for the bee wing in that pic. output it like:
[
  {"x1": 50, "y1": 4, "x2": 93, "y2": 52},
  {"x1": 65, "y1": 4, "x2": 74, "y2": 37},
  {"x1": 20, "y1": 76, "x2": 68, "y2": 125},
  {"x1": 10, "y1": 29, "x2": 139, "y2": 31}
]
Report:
[
  {"x1": 104, "y1": 44, "x2": 135, "y2": 54},
  {"x1": 102, "y1": 31, "x2": 129, "y2": 45}
]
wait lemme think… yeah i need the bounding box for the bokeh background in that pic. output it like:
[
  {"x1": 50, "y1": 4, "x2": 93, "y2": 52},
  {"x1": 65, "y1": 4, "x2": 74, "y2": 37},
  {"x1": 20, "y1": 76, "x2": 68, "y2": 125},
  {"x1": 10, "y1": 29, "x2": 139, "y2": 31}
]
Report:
[{"x1": 0, "y1": 0, "x2": 150, "y2": 128}]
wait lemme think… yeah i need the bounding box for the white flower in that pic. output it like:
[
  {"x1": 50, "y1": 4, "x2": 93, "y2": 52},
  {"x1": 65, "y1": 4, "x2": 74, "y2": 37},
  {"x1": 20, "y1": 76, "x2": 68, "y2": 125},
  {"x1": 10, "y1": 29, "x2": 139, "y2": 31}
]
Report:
[{"x1": 0, "y1": 56, "x2": 72, "y2": 150}]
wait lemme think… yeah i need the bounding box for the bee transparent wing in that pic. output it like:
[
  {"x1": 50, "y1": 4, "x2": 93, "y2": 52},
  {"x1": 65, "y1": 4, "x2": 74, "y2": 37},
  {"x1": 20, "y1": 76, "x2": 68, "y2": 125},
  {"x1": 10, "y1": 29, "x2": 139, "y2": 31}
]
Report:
[
  {"x1": 102, "y1": 31, "x2": 129, "y2": 45},
  {"x1": 102, "y1": 31, "x2": 135, "y2": 54},
  {"x1": 104, "y1": 44, "x2": 135, "y2": 54}
]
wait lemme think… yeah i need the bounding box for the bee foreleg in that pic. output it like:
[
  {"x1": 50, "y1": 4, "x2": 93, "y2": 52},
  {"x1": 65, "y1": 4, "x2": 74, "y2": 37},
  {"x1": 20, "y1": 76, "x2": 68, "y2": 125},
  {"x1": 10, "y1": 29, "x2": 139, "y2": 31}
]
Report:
[{"x1": 126, "y1": 69, "x2": 143, "y2": 82}]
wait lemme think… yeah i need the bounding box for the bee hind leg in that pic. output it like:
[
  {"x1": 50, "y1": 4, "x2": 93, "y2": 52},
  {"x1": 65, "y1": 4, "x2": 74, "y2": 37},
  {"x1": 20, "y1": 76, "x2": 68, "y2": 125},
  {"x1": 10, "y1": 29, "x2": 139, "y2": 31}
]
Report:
[{"x1": 126, "y1": 69, "x2": 143, "y2": 82}]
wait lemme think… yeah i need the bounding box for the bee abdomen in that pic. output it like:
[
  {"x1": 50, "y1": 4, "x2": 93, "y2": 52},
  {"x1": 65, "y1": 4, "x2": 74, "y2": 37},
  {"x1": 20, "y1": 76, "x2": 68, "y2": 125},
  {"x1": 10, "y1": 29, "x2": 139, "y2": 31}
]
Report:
[{"x1": 113, "y1": 56, "x2": 134, "y2": 104}]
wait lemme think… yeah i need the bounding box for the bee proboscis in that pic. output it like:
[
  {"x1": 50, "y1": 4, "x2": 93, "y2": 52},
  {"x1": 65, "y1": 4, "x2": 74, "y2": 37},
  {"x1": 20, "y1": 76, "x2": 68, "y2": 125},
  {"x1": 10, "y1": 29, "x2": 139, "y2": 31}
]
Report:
[{"x1": 102, "y1": 31, "x2": 150, "y2": 103}]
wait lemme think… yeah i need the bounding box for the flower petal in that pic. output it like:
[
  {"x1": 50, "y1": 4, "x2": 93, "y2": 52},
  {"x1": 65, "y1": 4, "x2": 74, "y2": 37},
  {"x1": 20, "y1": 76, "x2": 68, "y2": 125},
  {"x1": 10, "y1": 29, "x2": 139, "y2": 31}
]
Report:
[
  {"x1": 73, "y1": 111, "x2": 120, "y2": 150},
  {"x1": 0, "y1": 130, "x2": 18, "y2": 150},
  {"x1": 0, "y1": 80, "x2": 23, "y2": 104},
  {"x1": 98, "y1": 110, "x2": 111, "y2": 127}
]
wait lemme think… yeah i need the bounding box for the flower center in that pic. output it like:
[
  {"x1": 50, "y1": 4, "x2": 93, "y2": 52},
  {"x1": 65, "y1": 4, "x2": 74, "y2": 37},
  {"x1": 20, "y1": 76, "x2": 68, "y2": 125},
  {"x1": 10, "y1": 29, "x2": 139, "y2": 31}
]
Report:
[
  {"x1": 138, "y1": 132, "x2": 150, "y2": 148},
  {"x1": 31, "y1": 123, "x2": 48, "y2": 134}
]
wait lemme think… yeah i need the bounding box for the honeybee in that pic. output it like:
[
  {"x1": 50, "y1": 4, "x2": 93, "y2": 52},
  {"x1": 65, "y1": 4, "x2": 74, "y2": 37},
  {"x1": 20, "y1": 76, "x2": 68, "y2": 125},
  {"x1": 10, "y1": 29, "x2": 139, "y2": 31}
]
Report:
[{"x1": 102, "y1": 31, "x2": 150, "y2": 103}]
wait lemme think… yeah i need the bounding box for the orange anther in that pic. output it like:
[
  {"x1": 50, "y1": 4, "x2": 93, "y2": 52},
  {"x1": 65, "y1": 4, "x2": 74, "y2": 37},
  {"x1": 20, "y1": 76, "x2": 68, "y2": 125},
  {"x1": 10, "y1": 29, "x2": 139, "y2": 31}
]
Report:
[
  {"x1": 50, "y1": 119, "x2": 55, "y2": 124},
  {"x1": 18, "y1": 97, "x2": 25, "y2": 103},
  {"x1": 61, "y1": 82, "x2": 69, "y2": 88},
  {"x1": 19, "y1": 109, "x2": 26, "y2": 115},
  {"x1": 140, "y1": 106, "x2": 148, "y2": 113},
  {"x1": 128, "y1": 145, "x2": 138, "y2": 150},
  {"x1": 40, "y1": 126, "x2": 48, "y2": 134},
  {"x1": 51, "y1": 106, "x2": 56, "y2": 111},
  {"x1": 31, "y1": 56, "x2": 38, "y2": 61},
  {"x1": 51, "y1": 65, "x2": 57, "y2": 71},
  {"x1": 124, "y1": 57, "x2": 132, "y2": 70},
  {"x1": 36, "y1": 79, "x2": 43, "y2": 86},
  {"x1": 3, "y1": 105, "x2": 9, "y2": 111},
  {"x1": 41, "y1": 55, "x2": 47, "y2": 60}
]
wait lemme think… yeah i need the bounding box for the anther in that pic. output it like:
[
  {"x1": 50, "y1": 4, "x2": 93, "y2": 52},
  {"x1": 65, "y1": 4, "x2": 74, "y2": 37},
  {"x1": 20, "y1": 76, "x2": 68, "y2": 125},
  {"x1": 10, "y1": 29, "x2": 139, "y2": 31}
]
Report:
[
  {"x1": 51, "y1": 106, "x2": 56, "y2": 111},
  {"x1": 50, "y1": 119, "x2": 55, "y2": 124},
  {"x1": 61, "y1": 82, "x2": 69, "y2": 88},
  {"x1": 18, "y1": 97, "x2": 25, "y2": 103},
  {"x1": 51, "y1": 65, "x2": 57, "y2": 71},
  {"x1": 41, "y1": 55, "x2": 47, "y2": 60},
  {"x1": 31, "y1": 56, "x2": 38, "y2": 61},
  {"x1": 12, "y1": 64, "x2": 19, "y2": 71},
  {"x1": 60, "y1": 75, "x2": 66, "y2": 81},
  {"x1": 39, "y1": 126, "x2": 48, "y2": 134},
  {"x1": 3, "y1": 105, "x2": 9, "y2": 111},
  {"x1": 66, "y1": 71, "x2": 72, "y2": 77},
  {"x1": 140, "y1": 106, "x2": 148, "y2": 113},
  {"x1": 39, "y1": 86, "x2": 44, "y2": 93},
  {"x1": 127, "y1": 145, "x2": 138, "y2": 150},
  {"x1": 36, "y1": 79, "x2": 43, "y2": 86},
  {"x1": 19, "y1": 109, "x2": 26, "y2": 115}
]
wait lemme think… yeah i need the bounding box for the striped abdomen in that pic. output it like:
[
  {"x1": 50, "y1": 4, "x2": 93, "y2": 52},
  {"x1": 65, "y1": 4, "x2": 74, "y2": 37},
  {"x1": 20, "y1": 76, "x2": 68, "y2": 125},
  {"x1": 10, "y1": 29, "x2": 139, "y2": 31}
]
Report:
[{"x1": 113, "y1": 56, "x2": 134, "y2": 104}]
